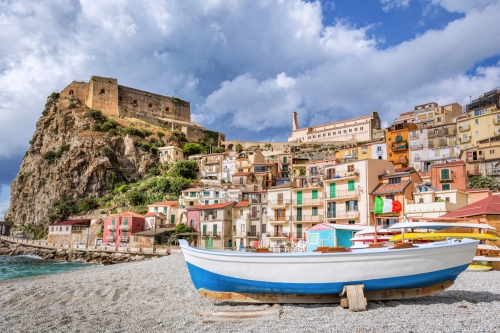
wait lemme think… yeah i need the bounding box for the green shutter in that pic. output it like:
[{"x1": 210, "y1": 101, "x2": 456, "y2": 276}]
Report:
[
  {"x1": 205, "y1": 200, "x2": 209, "y2": 205},
  {"x1": 124, "y1": 218, "x2": 128, "y2": 226},
  {"x1": 163, "y1": 207, "x2": 167, "y2": 214},
  {"x1": 297, "y1": 191, "x2": 303, "y2": 205},
  {"x1": 213, "y1": 224, "x2": 218, "y2": 235},
  {"x1": 214, "y1": 200, "x2": 218, "y2": 204},
  {"x1": 329, "y1": 183, "x2": 336, "y2": 198},
  {"x1": 442, "y1": 184, "x2": 450, "y2": 190},
  {"x1": 154, "y1": 207, "x2": 158, "y2": 212},
  {"x1": 441, "y1": 169, "x2": 450, "y2": 180},
  {"x1": 203, "y1": 224, "x2": 207, "y2": 235},
  {"x1": 348, "y1": 180, "x2": 355, "y2": 191},
  {"x1": 112, "y1": 219, "x2": 115, "y2": 226},
  {"x1": 312, "y1": 190, "x2": 318, "y2": 199},
  {"x1": 171, "y1": 215, "x2": 175, "y2": 224}
]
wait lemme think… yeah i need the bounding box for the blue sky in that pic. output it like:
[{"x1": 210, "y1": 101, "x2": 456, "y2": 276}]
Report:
[{"x1": 1, "y1": 0, "x2": 500, "y2": 220}]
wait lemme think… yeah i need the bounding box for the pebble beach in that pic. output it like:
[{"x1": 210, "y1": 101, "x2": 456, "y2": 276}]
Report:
[{"x1": 1, "y1": 254, "x2": 499, "y2": 333}]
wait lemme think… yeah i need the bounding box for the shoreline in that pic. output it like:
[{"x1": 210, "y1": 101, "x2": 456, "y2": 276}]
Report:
[{"x1": 1, "y1": 254, "x2": 499, "y2": 332}]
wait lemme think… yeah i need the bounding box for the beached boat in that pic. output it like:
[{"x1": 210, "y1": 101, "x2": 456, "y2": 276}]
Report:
[{"x1": 179, "y1": 238, "x2": 478, "y2": 301}]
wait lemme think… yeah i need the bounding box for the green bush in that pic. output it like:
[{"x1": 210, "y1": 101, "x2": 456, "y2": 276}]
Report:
[
  {"x1": 55, "y1": 145, "x2": 70, "y2": 158},
  {"x1": 92, "y1": 124, "x2": 102, "y2": 131},
  {"x1": 42, "y1": 109, "x2": 49, "y2": 116},
  {"x1": 47, "y1": 196, "x2": 75, "y2": 222},
  {"x1": 42, "y1": 151, "x2": 56, "y2": 163},
  {"x1": 157, "y1": 131, "x2": 165, "y2": 138},
  {"x1": 183, "y1": 143, "x2": 203, "y2": 156},
  {"x1": 169, "y1": 177, "x2": 192, "y2": 196},
  {"x1": 84, "y1": 109, "x2": 108, "y2": 123},
  {"x1": 212, "y1": 146, "x2": 225, "y2": 153},
  {"x1": 108, "y1": 129, "x2": 119, "y2": 136},
  {"x1": 99, "y1": 146, "x2": 115, "y2": 158},
  {"x1": 116, "y1": 184, "x2": 129, "y2": 193},
  {"x1": 171, "y1": 160, "x2": 198, "y2": 179},
  {"x1": 148, "y1": 167, "x2": 161, "y2": 176},
  {"x1": 75, "y1": 198, "x2": 99, "y2": 213},
  {"x1": 125, "y1": 190, "x2": 145, "y2": 206},
  {"x1": 101, "y1": 119, "x2": 119, "y2": 131},
  {"x1": 123, "y1": 126, "x2": 145, "y2": 138},
  {"x1": 142, "y1": 129, "x2": 153, "y2": 137},
  {"x1": 135, "y1": 141, "x2": 157, "y2": 154},
  {"x1": 48, "y1": 92, "x2": 60, "y2": 100},
  {"x1": 172, "y1": 130, "x2": 187, "y2": 142},
  {"x1": 68, "y1": 103, "x2": 76, "y2": 109}
]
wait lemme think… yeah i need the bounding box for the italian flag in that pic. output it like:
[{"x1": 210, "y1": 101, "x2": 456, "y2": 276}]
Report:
[{"x1": 374, "y1": 196, "x2": 402, "y2": 214}]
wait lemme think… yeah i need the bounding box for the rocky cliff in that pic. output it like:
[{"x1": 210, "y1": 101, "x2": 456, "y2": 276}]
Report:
[{"x1": 6, "y1": 94, "x2": 165, "y2": 227}]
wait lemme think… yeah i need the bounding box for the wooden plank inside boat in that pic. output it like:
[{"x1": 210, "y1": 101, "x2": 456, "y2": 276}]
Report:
[{"x1": 197, "y1": 280, "x2": 454, "y2": 304}]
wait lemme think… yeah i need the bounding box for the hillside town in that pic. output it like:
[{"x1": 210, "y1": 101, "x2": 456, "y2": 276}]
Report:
[{"x1": 29, "y1": 86, "x2": 500, "y2": 253}]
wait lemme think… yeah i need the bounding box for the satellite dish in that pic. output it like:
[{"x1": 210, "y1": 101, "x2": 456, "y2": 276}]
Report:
[
  {"x1": 385, "y1": 169, "x2": 390, "y2": 174},
  {"x1": 357, "y1": 185, "x2": 363, "y2": 191}
]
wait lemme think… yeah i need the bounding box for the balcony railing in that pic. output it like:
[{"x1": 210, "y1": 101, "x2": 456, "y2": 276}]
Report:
[
  {"x1": 410, "y1": 134, "x2": 419, "y2": 140},
  {"x1": 308, "y1": 170, "x2": 324, "y2": 176},
  {"x1": 467, "y1": 169, "x2": 481, "y2": 176},
  {"x1": 411, "y1": 144, "x2": 423, "y2": 150},
  {"x1": 325, "y1": 189, "x2": 360, "y2": 200},
  {"x1": 326, "y1": 210, "x2": 360, "y2": 219},
  {"x1": 203, "y1": 157, "x2": 221, "y2": 164},
  {"x1": 267, "y1": 232, "x2": 288, "y2": 238},
  {"x1": 107, "y1": 225, "x2": 115, "y2": 231},
  {"x1": 324, "y1": 169, "x2": 360, "y2": 180},
  {"x1": 466, "y1": 156, "x2": 484, "y2": 162},
  {"x1": 106, "y1": 236, "x2": 115, "y2": 242},
  {"x1": 201, "y1": 231, "x2": 222, "y2": 237},
  {"x1": 290, "y1": 215, "x2": 323, "y2": 222},
  {"x1": 291, "y1": 198, "x2": 324, "y2": 205},
  {"x1": 268, "y1": 216, "x2": 288, "y2": 222},
  {"x1": 486, "y1": 168, "x2": 500, "y2": 175},
  {"x1": 247, "y1": 232, "x2": 260, "y2": 238},
  {"x1": 459, "y1": 124, "x2": 470, "y2": 131},
  {"x1": 267, "y1": 199, "x2": 291, "y2": 206},
  {"x1": 460, "y1": 136, "x2": 471, "y2": 143},
  {"x1": 391, "y1": 141, "x2": 408, "y2": 151},
  {"x1": 249, "y1": 213, "x2": 261, "y2": 220},
  {"x1": 119, "y1": 225, "x2": 129, "y2": 231},
  {"x1": 119, "y1": 236, "x2": 129, "y2": 242},
  {"x1": 233, "y1": 231, "x2": 248, "y2": 237}
]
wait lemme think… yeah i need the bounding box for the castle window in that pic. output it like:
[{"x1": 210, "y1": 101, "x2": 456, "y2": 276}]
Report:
[
  {"x1": 133, "y1": 99, "x2": 137, "y2": 104},
  {"x1": 100, "y1": 88, "x2": 105, "y2": 94},
  {"x1": 148, "y1": 103, "x2": 153, "y2": 107},
  {"x1": 69, "y1": 90, "x2": 74, "y2": 95},
  {"x1": 119, "y1": 96, "x2": 123, "y2": 101},
  {"x1": 165, "y1": 107, "x2": 170, "y2": 112}
]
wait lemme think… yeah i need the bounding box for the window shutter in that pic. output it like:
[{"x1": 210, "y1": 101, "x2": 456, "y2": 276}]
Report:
[
  {"x1": 441, "y1": 169, "x2": 450, "y2": 180},
  {"x1": 312, "y1": 190, "x2": 318, "y2": 199},
  {"x1": 348, "y1": 180, "x2": 355, "y2": 191}
]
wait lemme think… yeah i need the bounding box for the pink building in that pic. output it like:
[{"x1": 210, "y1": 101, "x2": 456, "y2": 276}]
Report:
[
  {"x1": 429, "y1": 160, "x2": 467, "y2": 191},
  {"x1": 103, "y1": 212, "x2": 145, "y2": 247},
  {"x1": 186, "y1": 208, "x2": 201, "y2": 231}
]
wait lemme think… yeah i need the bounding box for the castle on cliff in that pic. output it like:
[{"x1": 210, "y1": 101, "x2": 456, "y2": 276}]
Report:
[{"x1": 61, "y1": 76, "x2": 222, "y2": 142}]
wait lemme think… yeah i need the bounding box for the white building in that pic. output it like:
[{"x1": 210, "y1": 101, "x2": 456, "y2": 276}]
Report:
[
  {"x1": 232, "y1": 202, "x2": 251, "y2": 248},
  {"x1": 288, "y1": 111, "x2": 382, "y2": 143},
  {"x1": 409, "y1": 128, "x2": 429, "y2": 171},
  {"x1": 266, "y1": 184, "x2": 292, "y2": 248},
  {"x1": 222, "y1": 153, "x2": 236, "y2": 183},
  {"x1": 370, "y1": 142, "x2": 388, "y2": 160},
  {"x1": 158, "y1": 146, "x2": 184, "y2": 163}
]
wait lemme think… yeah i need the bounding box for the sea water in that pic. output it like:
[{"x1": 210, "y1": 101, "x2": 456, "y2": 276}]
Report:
[{"x1": 0, "y1": 255, "x2": 101, "y2": 281}]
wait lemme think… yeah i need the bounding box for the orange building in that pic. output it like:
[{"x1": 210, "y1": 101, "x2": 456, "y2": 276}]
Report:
[
  {"x1": 386, "y1": 122, "x2": 418, "y2": 168},
  {"x1": 428, "y1": 161, "x2": 468, "y2": 191}
]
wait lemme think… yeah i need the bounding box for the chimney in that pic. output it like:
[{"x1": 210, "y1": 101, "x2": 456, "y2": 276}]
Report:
[{"x1": 292, "y1": 112, "x2": 298, "y2": 131}]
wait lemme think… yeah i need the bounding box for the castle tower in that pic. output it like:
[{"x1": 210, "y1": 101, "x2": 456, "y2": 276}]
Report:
[
  {"x1": 292, "y1": 112, "x2": 298, "y2": 131},
  {"x1": 86, "y1": 76, "x2": 119, "y2": 115}
]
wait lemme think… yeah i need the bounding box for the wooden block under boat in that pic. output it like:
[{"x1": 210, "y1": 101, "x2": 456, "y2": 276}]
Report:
[{"x1": 197, "y1": 280, "x2": 454, "y2": 304}]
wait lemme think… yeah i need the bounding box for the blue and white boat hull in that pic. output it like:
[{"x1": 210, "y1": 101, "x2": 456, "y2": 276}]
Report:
[{"x1": 179, "y1": 239, "x2": 477, "y2": 295}]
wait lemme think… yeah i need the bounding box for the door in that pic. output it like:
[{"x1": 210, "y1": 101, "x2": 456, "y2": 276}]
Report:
[
  {"x1": 297, "y1": 208, "x2": 303, "y2": 221},
  {"x1": 251, "y1": 225, "x2": 257, "y2": 237},
  {"x1": 327, "y1": 202, "x2": 336, "y2": 218},
  {"x1": 170, "y1": 215, "x2": 175, "y2": 224},
  {"x1": 206, "y1": 238, "x2": 213, "y2": 249},
  {"x1": 329, "y1": 183, "x2": 336, "y2": 198},
  {"x1": 297, "y1": 191, "x2": 303, "y2": 205},
  {"x1": 278, "y1": 193, "x2": 283, "y2": 205}
]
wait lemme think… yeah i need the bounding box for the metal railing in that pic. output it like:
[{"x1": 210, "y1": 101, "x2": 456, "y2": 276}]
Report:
[
  {"x1": 324, "y1": 169, "x2": 360, "y2": 180},
  {"x1": 290, "y1": 215, "x2": 323, "y2": 222},
  {"x1": 119, "y1": 236, "x2": 129, "y2": 242},
  {"x1": 459, "y1": 124, "x2": 470, "y2": 131},
  {"x1": 119, "y1": 225, "x2": 129, "y2": 231},
  {"x1": 324, "y1": 189, "x2": 360, "y2": 199},
  {"x1": 486, "y1": 168, "x2": 500, "y2": 175},
  {"x1": 326, "y1": 210, "x2": 360, "y2": 219},
  {"x1": 291, "y1": 197, "x2": 324, "y2": 205},
  {"x1": 267, "y1": 232, "x2": 288, "y2": 238},
  {"x1": 268, "y1": 215, "x2": 288, "y2": 222},
  {"x1": 201, "y1": 231, "x2": 222, "y2": 237},
  {"x1": 411, "y1": 144, "x2": 423, "y2": 150},
  {"x1": 106, "y1": 236, "x2": 115, "y2": 242},
  {"x1": 107, "y1": 225, "x2": 115, "y2": 231},
  {"x1": 267, "y1": 199, "x2": 291, "y2": 206}
]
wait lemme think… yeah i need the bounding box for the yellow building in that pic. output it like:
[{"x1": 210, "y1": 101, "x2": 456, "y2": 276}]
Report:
[
  {"x1": 457, "y1": 104, "x2": 500, "y2": 150},
  {"x1": 385, "y1": 122, "x2": 418, "y2": 168},
  {"x1": 460, "y1": 135, "x2": 500, "y2": 178}
]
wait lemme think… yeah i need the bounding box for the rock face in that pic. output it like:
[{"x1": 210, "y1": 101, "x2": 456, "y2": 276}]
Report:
[{"x1": 7, "y1": 95, "x2": 158, "y2": 225}]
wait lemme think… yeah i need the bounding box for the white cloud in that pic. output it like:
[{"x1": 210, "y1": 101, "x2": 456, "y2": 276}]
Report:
[
  {"x1": 430, "y1": 0, "x2": 498, "y2": 13},
  {"x1": 380, "y1": 0, "x2": 411, "y2": 12}
]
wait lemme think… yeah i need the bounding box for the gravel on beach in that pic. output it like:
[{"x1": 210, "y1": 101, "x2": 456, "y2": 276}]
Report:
[{"x1": 1, "y1": 254, "x2": 499, "y2": 333}]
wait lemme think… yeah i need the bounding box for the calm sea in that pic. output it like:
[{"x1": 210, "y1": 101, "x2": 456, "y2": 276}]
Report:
[{"x1": 0, "y1": 255, "x2": 101, "y2": 281}]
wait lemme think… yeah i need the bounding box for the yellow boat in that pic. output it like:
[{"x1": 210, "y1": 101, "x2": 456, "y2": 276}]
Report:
[
  {"x1": 389, "y1": 233, "x2": 500, "y2": 242},
  {"x1": 467, "y1": 264, "x2": 492, "y2": 272}
]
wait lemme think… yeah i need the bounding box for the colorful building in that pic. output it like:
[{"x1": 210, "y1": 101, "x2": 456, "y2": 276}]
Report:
[
  {"x1": 427, "y1": 161, "x2": 468, "y2": 191},
  {"x1": 460, "y1": 135, "x2": 500, "y2": 178},
  {"x1": 266, "y1": 183, "x2": 292, "y2": 248},
  {"x1": 146, "y1": 201, "x2": 179, "y2": 226},
  {"x1": 103, "y1": 212, "x2": 145, "y2": 247},
  {"x1": 306, "y1": 223, "x2": 370, "y2": 251},
  {"x1": 232, "y1": 202, "x2": 251, "y2": 248},
  {"x1": 158, "y1": 146, "x2": 184, "y2": 163},
  {"x1": 386, "y1": 121, "x2": 418, "y2": 168},
  {"x1": 194, "y1": 202, "x2": 235, "y2": 250}
]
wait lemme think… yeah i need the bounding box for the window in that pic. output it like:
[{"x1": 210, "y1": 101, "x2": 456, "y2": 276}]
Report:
[
  {"x1": 309, "y1": 233, "x2": 318, "y2": 244},
  {"x1": 133, "y1": 99, "x2": 137, "y2": 104},
  {"x1": 437, "y1": 117, "x2": 441, "y2": 122},
  {"x1": 386, "y1": 195, "x2": 394, "y2": 200},
  {"x1": 434, "y1": 129, "x2": 438, "y2": 135},
  {"x1": 442, "y1": 184, "x2": 451, "y2": 190},
  {"x1": 163, "y1": 207, "x2": 167, "y2": 214},
  {"x1": 66, "y1": 226, "x2": 69, "y2": 231},
  {"x1": 349, "y1": 129, "x2": 352, "y2": 132},
  {"x1": 418, "y1": 198, "x2": 424, "y2": 203},
  {"x1": 312, "y1": 190, "x2": 318, "y2": 199},
  {"x1": 100, "y1": 88, "x2": 105, "y2": 94},
  {"x1": 347, "y1": 164, "x2": 354, "y2": 172},
  {"x1": 346, "y1": 200, "x2": 358, "y2": 211},
  {"x1": 69, "y1": 90, "x2": 74, "y2": 95},
  {"x1": 202, "y1": 224, "x2": 207, "y2": 235},
  {"x1": 148, "y1": 103, "x2": 153, "y2": 107},
  {"x1": 348, "y1": 221, "x2": 355, "y2": 225},
  {"x1": 354, "y1": 128, "x2": 358, "y2": 131},
  {"x1": 440, "y1": 169, "x2": 450, "y2": 180},
  {"x1": 297, "y1": 224, "x2": 303, "y2": 238},
  {"x1": 490, "y1": 149, "x2": 495, "y2": 154},
  {"x1": 204, "y1": 200, "x2": 209, "y2": 205},
  {"x1": 360, "y1": 127, "x2": 363, "y2": 130},
  {"x1": 476, "y1": 131, "x2": 479, "y2": 137},
  {"x1": 388, "y1": 177, "x2": 401, "y2": 184},
  {"x1": 203, "y1": 191, "x2": 210, "y2": 197},
  {"x1": 445, "y1": 197, "x2": 450, "y2": 202},
  {"x1": 343, "y1": 130, "x2": 346, "y2": 133},
  {"x1": 262, "y1": 224, "x2": 266, "y2": 233},
  {"x1": 312, "y1": 207, "x2": 318, "y2": 216},
  {"x1": 475, "y1": 119, "x2": 479, "y2": 125},
  {"x1": 377, "y1": 146, "x2": 382, "y2": 152},
  {"x1": 215, "y1": 191, "x2": 220, "y2": 198}
]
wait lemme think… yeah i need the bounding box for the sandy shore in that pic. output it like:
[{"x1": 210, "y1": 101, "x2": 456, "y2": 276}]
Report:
[{"x1": 1, "y1": 254, "x2": 500, "y2": 333}]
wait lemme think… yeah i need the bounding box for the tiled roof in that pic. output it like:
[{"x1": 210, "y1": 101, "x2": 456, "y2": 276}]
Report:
[
  {"x1": 430, "y1": 160, "x2": 466, "y2": 167},
  {"x1": 147, "y1": 201, "x2": 179, "y2": 207},
  {"x1": 183, "y1": 188, "x2": 200, "y2": 192},
  {"x1": 51, "y1": 219, "x2": 90, "y2": 226},
  {"x1": 371, "y1": 180, "x2": 411, "y2": 195},
  {"x1": 188, "y1": 202, "x2": 235, "y2": 210},
  {"x1": 234, "y1": 202, "x2": 250, "y2": 207},
  {"x1": 117, "y1": 211, "x2": 144, "y2": 218},
  {"x1": 232, "y1": 172, "x2": 252, "y2": 176},
  {"x1": 441, "y1": 196, "x2": 500, "y2": 218}
]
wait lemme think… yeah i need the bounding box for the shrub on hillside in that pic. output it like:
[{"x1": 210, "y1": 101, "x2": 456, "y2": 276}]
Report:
[
  {"x1": 171, "y1": 160, "x2": 198, "y2": 179},
  {"x1": 123, "y1": 126, "x2": 146, "y2": 138},
  {"x1": 84, "y1": 109, "x2": 108, "y2": 123}
]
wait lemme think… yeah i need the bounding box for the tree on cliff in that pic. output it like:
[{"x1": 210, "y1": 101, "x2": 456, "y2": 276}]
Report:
[
  {"x1": 182, "y1": 143, "x2": 203, "y2": 157},
  {"x1": 47, "y1": 196, "x2": 76, "y2": 222},
  {"x1": 235, "y1": 143, "x2": 243, "y2": 153},
  {"x1": 468, "y1": 175, "x2": 500, "y2": 191},
  {"x1": 171, "y1": 160, "x2": 199, "y2": 179}
]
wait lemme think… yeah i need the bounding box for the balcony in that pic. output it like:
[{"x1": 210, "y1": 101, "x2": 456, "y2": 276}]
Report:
[
  {"x1": 281, "y1": 159, "x2": 290, "y2": 165},
  {"x1": 467, "y1": 169, "x2": 482, "y2": 176},
  {"x1": 290, "y1": 215, "x2": 323, "y2": 223},
  {"x1": 466, "y1": 156, "x2": 484, "y2": 162},
  {"x1": 460, "y1": 136, "x2": 471, "y2": 143},
  {"x1": 459, "y1": 124, "x2": 470, "y2": 131},
  {"x1": 411, "y1": 144, "x2": 423, "y2": 150},
  {"x1": 233, "y1": 232, "x2": 248, "y2": 238},
  {"x1": 119, "y1": 225, "x2": 129, "y2": 231},
  {"x1": 106, "y1": 236, "x2": 115, "y2": 242},
  {"x1": 439, "y1": 175, "x2": 453, "y2": 182},
  {"x1": 247, "y1": 231, "x2": 260, "y2": 238},
  {"x1": 376, "y1": 150, "x2": 384, "y2": 156},
  {"x1": 249, "y1": 213, "x2": 261, "y2": 220},
  {"x1": 119, "y1": 236, "x2": 129, "y2": 242},
  {"x1": 324, "y1": 169, "x2": 360, "y2": 181},
  {"x1": 291, "y1": 198, "x2": 324, "y2": 206},
  {"x1": 201, "y1": 231, "x2": 222, "y2": 237},
  {"x1": 267, "y1": 232, "x2": 287, "y2": 238},
  {"x1": 308, "y1": 170, "x2": 324, "y2": 176},
  {"x1": 324, "y1": 189, "x2": 360, "y2": 200},
  {"x1": 410, "y1": 133, "x2": 419, "y2": 140},
  {"x1": 268, "y1": 216, "x2": 288, "y2": 223},
  {"x1": 203, "y1": 157, "x2": 221, "y2": 164},
  {"x1": 486, "y1": 168, "x2": 500, "y2": 176},
  {"x1": 326, "y1": 210, "x2": 360, "y2": 220},
  {"x1": 281, "y1": 167, "x2": 290, "y2": 173},
  {"x1": 107, "y1": 225, "x2": 115, "y2": 231},
  {"x1": 267, "y1": 199, "x2": 291, "y2": 206},
  {"x1": 391, "y1": 141, "x2": 408, "y2": 151},
  {"x1": 494, "y1": 118, "x2": 500, "y2": 125},
  {"x1": 395, "y1": 135, "x2": 403, "y2": 142}
]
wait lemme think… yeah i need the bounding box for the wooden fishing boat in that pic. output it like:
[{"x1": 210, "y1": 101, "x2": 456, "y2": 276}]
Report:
[{"x1": 179, "y1": 238, "x2": 478, "y2": 303}]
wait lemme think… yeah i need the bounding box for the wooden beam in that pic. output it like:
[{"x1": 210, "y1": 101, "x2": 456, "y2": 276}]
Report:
[
  {"x1": 340, "y1": 284, "x2": 367, "y2": 311},
  {"x1": 197, "y1": 280, "x2": 454, "y2": 304},
  {"x1": 196, "y1": 305, "x2": 281, "y2": 323}
]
